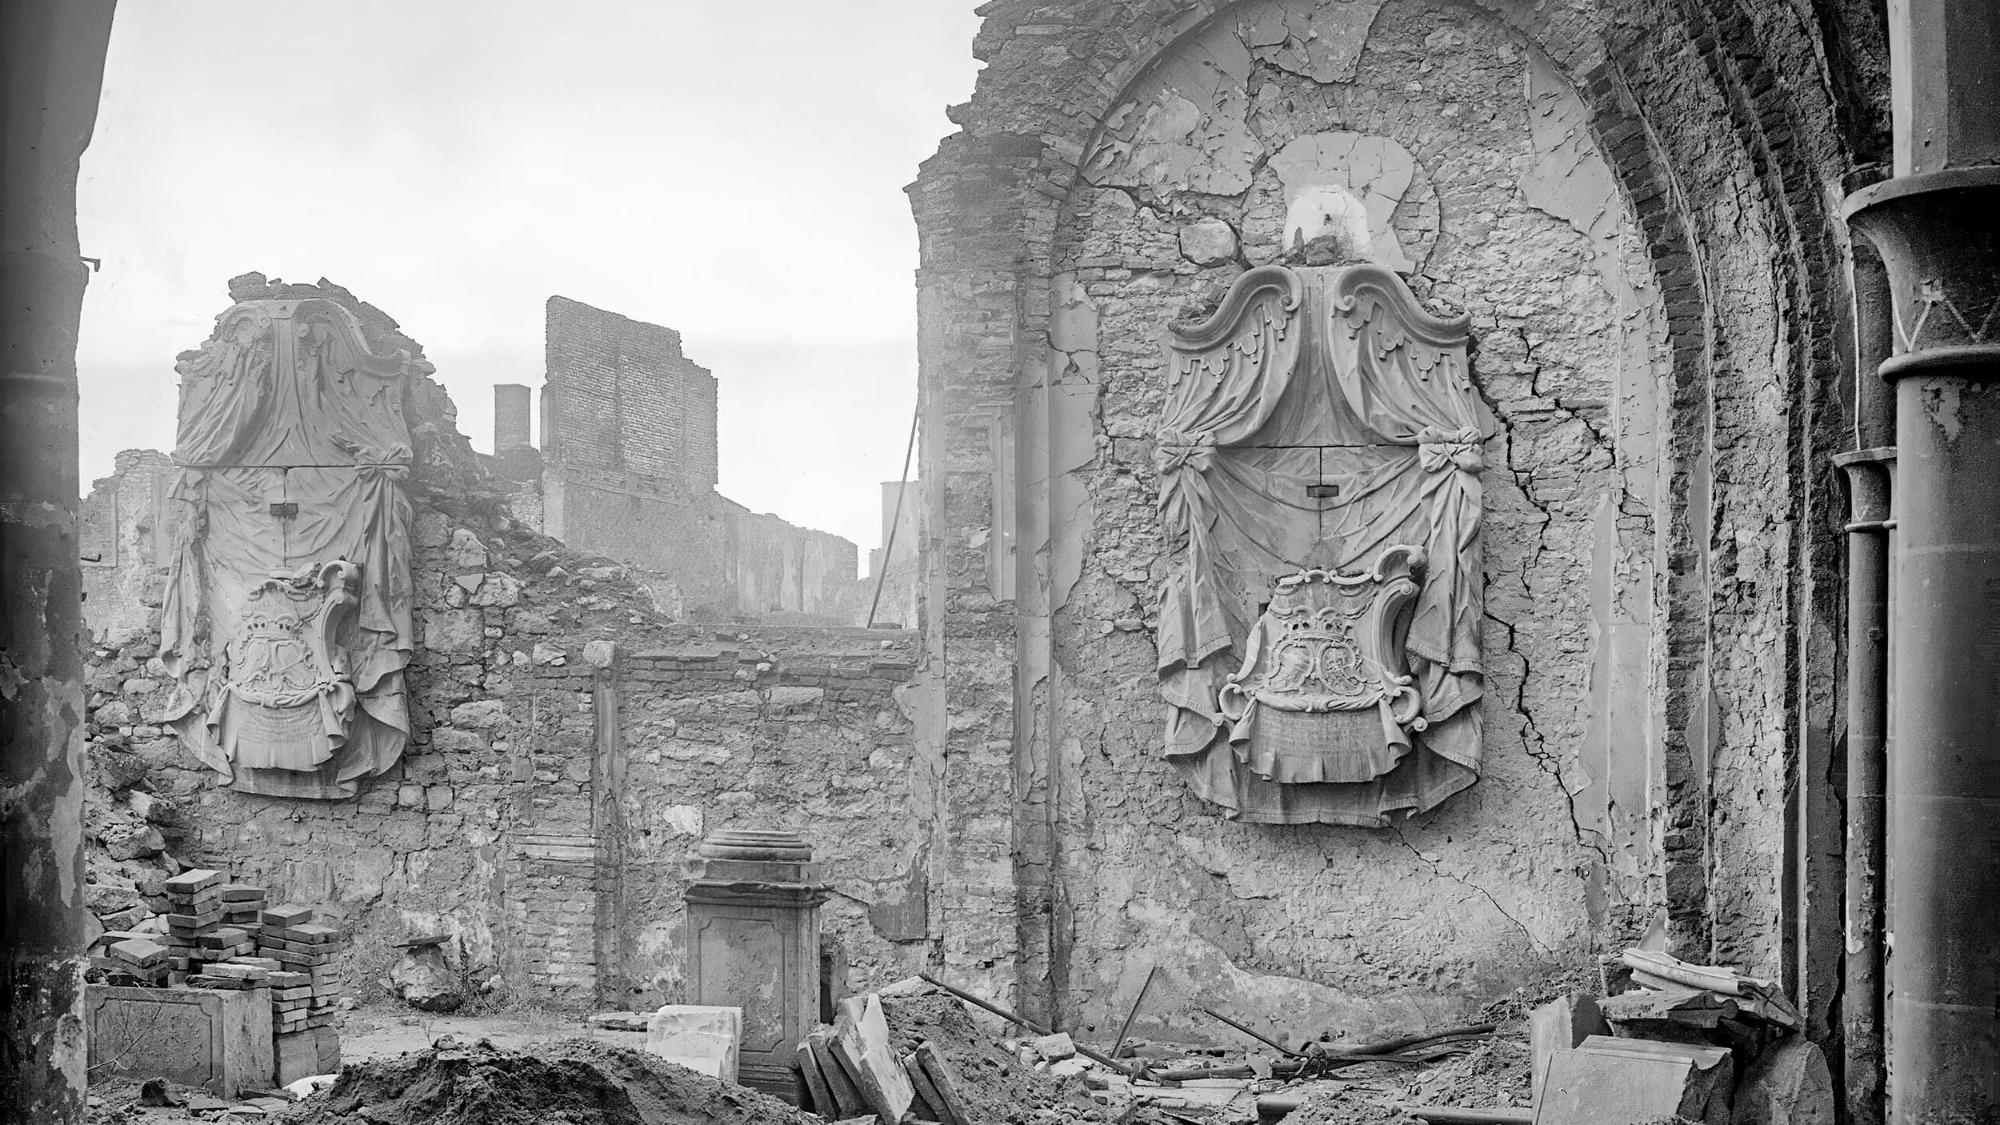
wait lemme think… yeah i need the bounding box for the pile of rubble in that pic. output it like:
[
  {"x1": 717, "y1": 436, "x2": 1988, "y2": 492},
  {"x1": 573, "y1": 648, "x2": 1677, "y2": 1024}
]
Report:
[
  {"x1": 1521, "y1": 948, "x2": 1831, "y2": 1124},
  {"x1": 286, "y1": 1037, "x2": 818, "y2": 1125}
]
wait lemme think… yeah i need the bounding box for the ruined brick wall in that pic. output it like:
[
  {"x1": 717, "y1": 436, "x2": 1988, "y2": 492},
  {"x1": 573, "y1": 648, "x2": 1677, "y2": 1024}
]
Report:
[
  {"x1": 79, "y1": 449, "x2": 175, "y2": 646},
  {"x1": 540, "y1": 295, "x2": 729, "y2": 608},
  {"x1": 79, "y1": 283, "x2": 933, "y2": 1011},
  {"x1": 911, "y1": 0, "x2": 1872, "y2": 1038},
  {"x1": 544, "y1": 295, "x2": 718, "y2": 496}
]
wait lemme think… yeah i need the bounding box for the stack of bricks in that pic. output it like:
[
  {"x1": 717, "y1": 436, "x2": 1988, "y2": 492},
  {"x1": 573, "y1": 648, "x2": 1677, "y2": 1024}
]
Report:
[
  {"x1": 261, "y1": 903, "x2": 345, "y2": 1079},
  {"x1": 161, "y1": 869, "x2": 260, "y2": 983}
]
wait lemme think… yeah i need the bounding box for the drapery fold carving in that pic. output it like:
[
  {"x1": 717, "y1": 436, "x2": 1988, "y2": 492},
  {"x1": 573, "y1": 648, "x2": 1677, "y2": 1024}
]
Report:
[
  {"x1": 160, "y1": 298, "x2": 419, "y2": 799},
  {"x1": 1154, "y1": 264, "x2": 1487, "y2": 826}
]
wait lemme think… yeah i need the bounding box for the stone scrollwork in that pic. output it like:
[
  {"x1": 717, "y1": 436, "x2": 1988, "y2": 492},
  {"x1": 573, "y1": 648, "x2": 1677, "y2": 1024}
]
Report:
[
  {"x1": 1219, "y1": 547, "x2": 1428, "y2": 729},
  {"x1": 1155, "y1": 264, "x2": 1487, "y2": 826},
  {"x1": 161, "y1": 299, "x2": 421, "y2": 799}
]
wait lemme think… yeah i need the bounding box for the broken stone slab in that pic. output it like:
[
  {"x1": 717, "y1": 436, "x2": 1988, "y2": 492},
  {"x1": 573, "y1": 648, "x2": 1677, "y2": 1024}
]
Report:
[
  {"x1": 913, "y1": 1042, "x2": 974, "y2": 1125},
  {"x1": 832, "y1": 994, "x2": 915, "y2": 1124},
  {"x1": 796, "y1": 1039, "x2": 837, "y2": 1115},
  {"x1": 644, "y1": 1004, "x2": 741, "y2": 1082},
  {"x1": 809, "y1": 1028, "x2": 869, "y2": 1118},
  {"x1": 900, "y1": 1051, "x2": 949, "y2": 1124},
  {"x1": 1529, "y1": 994, "x2": 1607, "y2": 1111},
  {"x1": 1731, "y1": 1037, "x2": 1834, "y2": 1125},
  {"x1": 1534, "y1": 1035, "x2": 1731, "y2": 1125},
  {"x1": 589, "y1": 1010, "x2": 652, "y2": 1031}
]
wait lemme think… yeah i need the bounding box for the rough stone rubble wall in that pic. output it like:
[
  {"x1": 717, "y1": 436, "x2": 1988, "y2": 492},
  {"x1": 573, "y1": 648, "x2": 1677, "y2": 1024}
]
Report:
[
  {"x1": 78, "y1": 286, "x2": 929, "y2": 1010},
  {"x1": 911, "y1": 0, "x2": 1867, "y2": 1038}
]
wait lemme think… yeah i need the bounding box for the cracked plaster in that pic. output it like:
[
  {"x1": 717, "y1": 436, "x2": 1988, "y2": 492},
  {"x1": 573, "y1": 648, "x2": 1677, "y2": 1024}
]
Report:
[{"x1": 1006, "y1": 0, "x2": 1676, "y2": 1035}]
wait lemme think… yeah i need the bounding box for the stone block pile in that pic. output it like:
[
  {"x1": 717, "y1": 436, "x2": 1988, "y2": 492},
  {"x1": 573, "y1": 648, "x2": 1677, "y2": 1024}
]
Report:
[
  {"x1": 161, "y1": 871, "x2": 263, "y2": 980},
  {"x1": 85, "y1": 867, "x2": 347, "y2": 1082},
  {"x1": 259, "y1": 903, "x2": 347, "y2": 1037}
]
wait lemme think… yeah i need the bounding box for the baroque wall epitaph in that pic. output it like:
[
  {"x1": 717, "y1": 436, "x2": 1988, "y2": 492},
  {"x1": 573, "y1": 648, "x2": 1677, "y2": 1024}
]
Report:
[
  {"x1": 161, "y1": 299, "x2": 419, "y2": 799},
  {"x1": 1155, "y1": 264, "x2": 1487, "y2": 826}
]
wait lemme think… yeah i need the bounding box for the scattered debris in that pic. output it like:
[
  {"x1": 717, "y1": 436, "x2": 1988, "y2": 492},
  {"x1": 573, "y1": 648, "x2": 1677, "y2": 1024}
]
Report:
[
  {"x1": 286, "y1": 1037, "x2": 817, "y2": 1125},
  {"x1": 1529, "y1": 947, "x2": 1825, "y2": 1125}
]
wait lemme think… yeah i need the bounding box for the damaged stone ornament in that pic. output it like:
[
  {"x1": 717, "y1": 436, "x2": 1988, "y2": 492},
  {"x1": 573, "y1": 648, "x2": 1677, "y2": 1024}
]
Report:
[
  {"x1": 1154, "y1": 263, "x2": 1488, "y2": 825},
  {"x1": 160, "y1": 298, "x2": 421, "y2": 798}
]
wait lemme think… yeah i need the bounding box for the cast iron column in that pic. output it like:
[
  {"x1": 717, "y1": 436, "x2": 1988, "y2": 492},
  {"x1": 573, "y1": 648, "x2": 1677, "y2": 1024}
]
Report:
[
  {"x1": 1, "y1": 3, "x2": 115, "y2": 1123},
  {"x1": 1842, "y1": 6, "x2": 2000, "y2": 1117},
  {"x1": 1833, "y1": 445, "x2": 1892, "y2": 1125}
]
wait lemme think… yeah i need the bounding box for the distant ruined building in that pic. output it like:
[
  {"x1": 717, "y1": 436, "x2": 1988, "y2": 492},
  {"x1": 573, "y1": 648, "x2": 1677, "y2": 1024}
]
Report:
[{"x1": 490, "y1": 296, "x2": 867, "y2": 624}]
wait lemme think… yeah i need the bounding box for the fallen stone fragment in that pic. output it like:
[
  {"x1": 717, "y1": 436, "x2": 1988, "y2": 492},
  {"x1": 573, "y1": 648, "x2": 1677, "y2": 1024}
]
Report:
[
  {"x1": 795, "y1": 1038, "x2": 837, "y2": 1114},
  {"x1": 1528, "y1": 993, "x2": 1606, "y2": 1110},
  {"x1": 1731, "y1": 1037, "x2": 1834, "y2": 1124},
  {"x1": 832, "y1": 994, "x2": 915, "y2": 1124},
  {"x1": 644, "y1": 1004, "x2": 741, "y2": 1082},
  {"x1": 1536, "y1": 1035, "x2": 1731, "y2": 1125},
  {"x1": 1032, "y1": 1031, "x2": 1077, "y2": 1061},
  {"x1": 809, "y1": 1028, "x2": 869, "y2": 1118}
]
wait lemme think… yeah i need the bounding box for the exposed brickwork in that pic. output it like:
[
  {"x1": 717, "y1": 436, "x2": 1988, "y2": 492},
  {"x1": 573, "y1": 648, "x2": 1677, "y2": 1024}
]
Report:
[{"x1": 544, "y1": 296, "x2": 717, "y2": 495}]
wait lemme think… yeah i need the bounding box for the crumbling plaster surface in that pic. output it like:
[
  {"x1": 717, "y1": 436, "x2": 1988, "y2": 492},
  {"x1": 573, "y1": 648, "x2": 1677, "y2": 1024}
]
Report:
[
  {"x1": 973, "y1": 0, "x2": 1690, "y2": 1037},
  {"x1": 918, "y1": 0, "x2": 1863, "y2": 1038}
]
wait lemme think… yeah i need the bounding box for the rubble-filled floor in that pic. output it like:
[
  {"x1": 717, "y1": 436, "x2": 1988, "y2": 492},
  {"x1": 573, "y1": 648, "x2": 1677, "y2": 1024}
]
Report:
[{"x1": 82, "y1": 992, "x2": 1543, "y2": 1125}]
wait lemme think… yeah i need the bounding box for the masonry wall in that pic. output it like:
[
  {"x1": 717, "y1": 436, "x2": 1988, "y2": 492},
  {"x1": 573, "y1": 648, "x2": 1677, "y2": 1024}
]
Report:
[
  {"x1": 910, "y1": 0, "x2": 1866, "y2": 1042},
  {"x1": 79, "y1": 284, "x2": 931, "y2": 1011},
  {"x1": 544, "y1": 295, "x2": 718, "y2": 496}
]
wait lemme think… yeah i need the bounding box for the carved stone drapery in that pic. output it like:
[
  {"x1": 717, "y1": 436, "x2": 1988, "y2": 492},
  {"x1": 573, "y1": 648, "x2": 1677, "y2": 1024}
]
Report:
[
  {"x1": 1154, "y1": 264, "x2": 1486, "y2": 826},
  {"x1": 161, "y1": 299, "x2": 420, "y2": 799}
]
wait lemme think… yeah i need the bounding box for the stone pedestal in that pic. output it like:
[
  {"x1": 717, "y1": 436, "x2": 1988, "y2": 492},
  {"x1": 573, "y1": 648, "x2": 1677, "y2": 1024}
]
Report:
[{"x1": 683, "y1": 829, "x2": 828, "y2": 1101}]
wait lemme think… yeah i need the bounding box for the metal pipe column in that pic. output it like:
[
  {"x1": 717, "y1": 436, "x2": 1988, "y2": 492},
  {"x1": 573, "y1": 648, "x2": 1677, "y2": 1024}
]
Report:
[
  {"x1": 1847, "y1": 173, "x2": 2000, "y2": 1122},
  {"x1": 1832, "y1": 445, "x2": 1892, "y2": 1125},
  {"x1": 1841, "y1": 6, "x2": 2000, "y2": 1118}
]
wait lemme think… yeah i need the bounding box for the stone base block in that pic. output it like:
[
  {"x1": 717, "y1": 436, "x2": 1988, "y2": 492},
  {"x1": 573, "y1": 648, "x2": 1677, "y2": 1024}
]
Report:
[
  {"x1": 275, "y1": 1025, "x2": 342, "y2": 1084},
  {"x1": 87, "y1": 983, "x2": 273, "y2": 1096}
]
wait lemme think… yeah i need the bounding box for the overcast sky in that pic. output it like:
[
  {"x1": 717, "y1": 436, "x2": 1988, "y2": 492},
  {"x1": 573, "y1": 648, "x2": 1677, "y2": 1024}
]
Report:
[{"x1": 76, "y1": 1, "x2": 983, "y2": 565}]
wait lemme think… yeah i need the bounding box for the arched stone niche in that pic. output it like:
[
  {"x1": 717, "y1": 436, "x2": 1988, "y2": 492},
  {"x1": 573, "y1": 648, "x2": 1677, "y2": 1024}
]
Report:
[{"x1": 1026, "y1": 0, "x2": 1673, "y2": 1030}]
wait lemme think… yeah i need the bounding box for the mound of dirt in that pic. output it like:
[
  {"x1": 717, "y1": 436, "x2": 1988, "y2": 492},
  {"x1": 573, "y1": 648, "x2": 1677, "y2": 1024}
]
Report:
[
  {"x1": 282, "y1": 1037, "x2": 816, "y2": 1125},
  {"x1": 878, "y1": 993, "x2": 1111, "y2": 1125}
]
